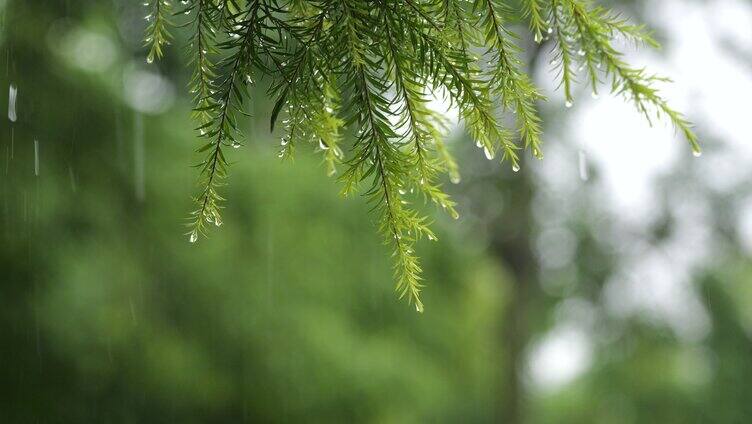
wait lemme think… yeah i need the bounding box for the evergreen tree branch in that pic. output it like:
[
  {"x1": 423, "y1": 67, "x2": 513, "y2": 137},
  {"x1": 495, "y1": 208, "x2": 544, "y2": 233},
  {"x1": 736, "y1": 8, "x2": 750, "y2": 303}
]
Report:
[
  {"x1": 145, "y1": 0, "x2": 173, "y2": 63},
  {"x1": 144, "y1": 0, "x2": 701, "y2": 310}
]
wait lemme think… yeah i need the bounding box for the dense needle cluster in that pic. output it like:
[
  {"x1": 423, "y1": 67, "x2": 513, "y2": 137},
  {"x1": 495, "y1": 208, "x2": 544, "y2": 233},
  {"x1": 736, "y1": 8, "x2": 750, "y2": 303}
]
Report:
[{"x1": 145, "y1": 0, "x2": 699, "y2": 311}]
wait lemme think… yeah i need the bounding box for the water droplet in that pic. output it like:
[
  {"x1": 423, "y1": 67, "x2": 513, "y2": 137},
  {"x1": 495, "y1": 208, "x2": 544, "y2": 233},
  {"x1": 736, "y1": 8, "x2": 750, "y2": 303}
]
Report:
[
  {"x1": 577, "y1": 49, "x2": 586, "y2": 56},
  {"x1": 450, "y1": 173, "x2": 461, "y2": 184},
  {"x1": 450, "y1": 209, "x2": 460, "y2": 220},
  {"x1": 189, "y1": 232, "x2": 198, "y2": 243},
  {"x1": 512, "y1": 163, "x2": 520, "y2": 173},
  {"x1": 578, "y1": 150, "x2": 589, "y2": 181},
  {"x1": 565, "y1": 100, "x2": 573, "y2": 108},
  {"x1": 319, "y1": 140, "x2": 329, "y2": 150},
  {"x1": 547, "y1": 27, "x2": 553, "y2": 34},
  {"x1": 416, "y1": 303, "x2": 424, "y2": 313},
  {"x1": 692, "y1": 148, "x2": 702, "y2": 157},
  {"x1": 534, "y1": 32, "x2": 543, "y2": 43},
  {"x1": 533, "y1": 147, "x2": 543, "y2": 159},
  {"x1": 232, "y1": 141, "x2": 240, "y2": 148},
  {"x1": 427, "y1": 233, "x2": 436, "y2": 241},
  {"x1": 483, "y1": 146, "x2": 495, "y2": 160},
  {"x1": 8, "y1": 84, "x2": 17, "y2": 122},
  {"x1": 591, "y1": 92, "x2": 599, "y2": 99},
  {"x1": 146, "y1": 56, "x2": 154, "y2": 64}
]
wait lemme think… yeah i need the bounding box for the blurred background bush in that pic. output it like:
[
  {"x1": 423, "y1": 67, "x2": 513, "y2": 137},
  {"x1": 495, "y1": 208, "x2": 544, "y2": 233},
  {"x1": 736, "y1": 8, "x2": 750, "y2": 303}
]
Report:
[{"x1": 1, "y1": 0, "x2": 751, "y2": 422}]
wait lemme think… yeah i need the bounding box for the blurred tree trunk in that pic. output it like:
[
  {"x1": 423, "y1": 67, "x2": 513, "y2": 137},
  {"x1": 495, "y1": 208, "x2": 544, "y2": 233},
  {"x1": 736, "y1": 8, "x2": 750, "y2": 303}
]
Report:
[
  {"x1": 488, "y1": 42, "x2": 543, "y2": 423},
  {"x1": 490, "y1": 174, "x2": 535, "y2": 423}
]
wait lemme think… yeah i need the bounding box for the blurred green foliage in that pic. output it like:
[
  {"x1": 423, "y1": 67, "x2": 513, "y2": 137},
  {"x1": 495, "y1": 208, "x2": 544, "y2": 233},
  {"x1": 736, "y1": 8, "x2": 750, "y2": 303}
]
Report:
[{"x1": 2, "y1": 0, "x2": 752, "y2": 423}]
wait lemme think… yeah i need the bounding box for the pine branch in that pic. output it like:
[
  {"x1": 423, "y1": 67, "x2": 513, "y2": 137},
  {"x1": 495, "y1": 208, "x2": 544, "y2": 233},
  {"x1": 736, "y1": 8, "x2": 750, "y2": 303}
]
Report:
[
  {"x1": 145, "y1": 0, "x2": 701, "y2": 310},
  {"x1": 475, "y1": 0, "x2": 546, "y2": 159},
  {"x1": 185, "y1": 0, "x2": 219, "y2": 125},
  {"x1": 188, "y1": 4, "x2": 258, "y2": 242},
  {"x1": 144, "y1": 0, "x2": 173, "y2": 64},
  {"x1": 561, "y1": 0, "x2": 700, "y2": 154}
]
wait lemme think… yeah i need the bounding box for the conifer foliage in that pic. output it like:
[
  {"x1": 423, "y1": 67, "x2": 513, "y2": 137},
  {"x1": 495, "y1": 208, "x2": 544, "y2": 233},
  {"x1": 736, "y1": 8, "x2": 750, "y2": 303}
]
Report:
[{"x1": 145, "y1": 0, "x2": 699, "y2": 311}]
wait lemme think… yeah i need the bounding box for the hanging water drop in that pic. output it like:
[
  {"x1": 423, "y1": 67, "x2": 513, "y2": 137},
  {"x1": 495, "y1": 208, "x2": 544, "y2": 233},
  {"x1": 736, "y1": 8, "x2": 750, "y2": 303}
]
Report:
[
  {"x1": 189, "y1": 232, "x2": 198, "y2": 243},
  {"x1": 534, "y1": 32, "x2": 543, "y2": 44},
  {"x1": 591, "y1": 92, "x2": 599, "y2": 99},
  {"x1": 8, "y1": 84, "x2": 17, "y2": 122},
  {"x1": 319, "y1": 140, "x2": 329, "y2": 150},
  {"x1": 512, "y1": 163, "x2": 520, "y2": 173},
  {"x1": 232, "y1": 141, "x2": 241, "y2": 149},
  {"x1": 565, "y1": 100, "x2": 573, "y2": 108},
  {"x1": 427, "y1": 233, "x2": 436, "y2": 241},
  {"x1": 577, "y1": 49, "x2": 586, "y2": 56},
  {"x1": 146, "y1": 56, "x2": 154, "y2": 64},
  {"x1": 450, "y1": 173, "x2": 461, "y2": 184},
  {"x1": 692, "y1": 148, "x2": 702, "y2": 157},
  {"x1": 484, "y1": 146, "x2": 495, "y2": 160}
]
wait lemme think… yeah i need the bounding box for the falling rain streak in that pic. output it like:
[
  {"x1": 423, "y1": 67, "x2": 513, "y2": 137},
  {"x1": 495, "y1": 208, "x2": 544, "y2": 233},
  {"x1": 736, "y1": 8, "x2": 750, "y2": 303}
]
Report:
[
  {"x1": 34, "y1": 139, "x2": 39, "y2": 176},
  {"x1": 134, "y1": 114, "x2": 145, "y2": 201},
  {"x1": 68, "y1": 165, "x2": 77, "y2": 193},
  {"x1": 578, "y1": 150, "x2": 589, "y2": 181},
  {"x1": 8, "y1": 83, "x2": 17, "y2": 122}
]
